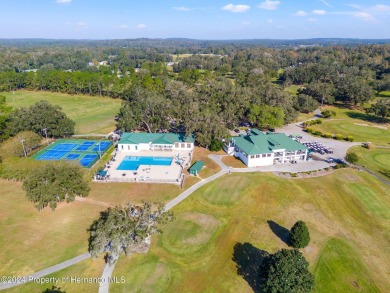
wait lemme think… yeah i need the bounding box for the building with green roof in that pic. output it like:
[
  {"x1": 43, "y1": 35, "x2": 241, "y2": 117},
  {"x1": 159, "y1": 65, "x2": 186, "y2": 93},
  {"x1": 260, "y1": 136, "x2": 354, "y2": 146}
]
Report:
[
  {"x1": 227, "y1": 129, "x2": 307, "y2": 167},
  {"x1": 118, "y1": 132, "x2": 195, "y2": 153}
]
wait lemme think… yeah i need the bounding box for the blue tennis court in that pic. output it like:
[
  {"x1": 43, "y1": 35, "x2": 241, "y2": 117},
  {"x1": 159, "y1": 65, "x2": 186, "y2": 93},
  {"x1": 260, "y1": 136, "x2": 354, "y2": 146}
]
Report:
[
  {"x1": 33, "y1": 139, "x2": 112, "y2": 168},
  {"x1": 65, "y1": 154, "x2": 80, "y2": 160},
  {"x1": 37, "y1": 150, "x2": 67, "y2": 160},
  {"x1": 80, "y1": 154, "x2": 98, "y2": 167},
  {"x1": 50, "y1": 143, "x2": 78, "y2": 152},
  {"x1": 92, "y1": 142, "x2": 111, "y2": 152}
]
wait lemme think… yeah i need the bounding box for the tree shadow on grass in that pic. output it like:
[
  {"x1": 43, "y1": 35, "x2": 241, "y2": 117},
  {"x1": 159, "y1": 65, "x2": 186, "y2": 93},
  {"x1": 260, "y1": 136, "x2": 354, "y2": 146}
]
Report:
[
  {"x1": 232, "y1": 242, "x2": 268, "y2": 293},
  {"x1": 267, "y1": 220, "x2": 290, "y2": 246},
  {"x1": 345, "y1": 111, "x2": 389, "y2": 124}
]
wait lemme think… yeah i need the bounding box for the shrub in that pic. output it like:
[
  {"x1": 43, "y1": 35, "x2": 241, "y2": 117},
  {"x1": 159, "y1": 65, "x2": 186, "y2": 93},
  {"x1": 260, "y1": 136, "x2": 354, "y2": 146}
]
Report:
[
  {"x1": 321, "y1": 109, "x2": 336, "y2": 118},
  {"x1": 334, "y1": 134, "x2": 343, "y2": 140},
  {"x1": 346, "y1": 136, "x2": 354, "y2": 142},
  {"x1": 324, "y1": 133, "x2": 332, "y2": 138},
  {"x1": 345, "y1": 152, "x2": 359, "y2": 164},
  {"x1": 290, "y1": 221, "x2": 311, "y2": 248},
  {"x1": 314, "y1": 130, "x2": 322, "y2": 136},
  {"x1": 315, "y1": 119, "x2": 323, "y2": 124},
  {"x1": 210, "y1": 138, "x2": 224, "y2": 152}
]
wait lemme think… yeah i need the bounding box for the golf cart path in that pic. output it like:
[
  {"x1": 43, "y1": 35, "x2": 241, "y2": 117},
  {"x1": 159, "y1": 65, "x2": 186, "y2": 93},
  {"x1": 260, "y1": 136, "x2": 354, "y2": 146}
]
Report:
[{"x1": 0, "y1": 253, "x2": 91, "y2": 290}]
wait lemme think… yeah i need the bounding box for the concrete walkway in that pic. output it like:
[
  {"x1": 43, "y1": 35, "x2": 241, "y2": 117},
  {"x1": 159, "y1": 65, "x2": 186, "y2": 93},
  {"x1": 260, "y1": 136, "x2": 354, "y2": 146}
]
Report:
[{"x1": 0, "y1": 253, "x2": 91, "y2": 290}]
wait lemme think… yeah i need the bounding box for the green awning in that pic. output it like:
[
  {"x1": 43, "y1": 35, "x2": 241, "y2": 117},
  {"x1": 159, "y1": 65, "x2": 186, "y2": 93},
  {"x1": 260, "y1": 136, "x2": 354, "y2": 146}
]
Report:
[{"x1": 189, "y1": 161, "x2": 205, "y2": 176}]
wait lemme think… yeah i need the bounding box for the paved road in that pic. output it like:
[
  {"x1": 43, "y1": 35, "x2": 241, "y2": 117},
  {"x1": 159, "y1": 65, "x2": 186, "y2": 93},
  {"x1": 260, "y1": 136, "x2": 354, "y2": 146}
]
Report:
[{"x1": 0, "y1": 253, "x2": 91, "y2": 291}]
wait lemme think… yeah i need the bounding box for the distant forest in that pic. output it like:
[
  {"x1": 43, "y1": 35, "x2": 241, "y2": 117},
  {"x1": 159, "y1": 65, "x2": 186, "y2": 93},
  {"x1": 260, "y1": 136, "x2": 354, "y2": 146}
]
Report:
[{"x1": 0, "y1": 39, "x2": 389, "y2": 147}]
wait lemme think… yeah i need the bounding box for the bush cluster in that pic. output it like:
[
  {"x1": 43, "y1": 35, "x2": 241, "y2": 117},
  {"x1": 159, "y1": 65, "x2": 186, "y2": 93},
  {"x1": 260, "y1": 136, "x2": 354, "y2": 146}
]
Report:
[
  {"x1": 302, "y1": 119, "x2": 322, "y2": 128},
  {"x1": 321, "y1": 109, "x2": 336, "y2": 118},
  {"x1": 305, "y1": 128, "x2": 354, "y2": 141}
]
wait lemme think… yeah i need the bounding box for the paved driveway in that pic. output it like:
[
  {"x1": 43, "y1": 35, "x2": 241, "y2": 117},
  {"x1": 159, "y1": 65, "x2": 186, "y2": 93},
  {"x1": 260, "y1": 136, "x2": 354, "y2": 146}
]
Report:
[{"x1": 276, "y1": 123, "x2": 360, "y2": 161}]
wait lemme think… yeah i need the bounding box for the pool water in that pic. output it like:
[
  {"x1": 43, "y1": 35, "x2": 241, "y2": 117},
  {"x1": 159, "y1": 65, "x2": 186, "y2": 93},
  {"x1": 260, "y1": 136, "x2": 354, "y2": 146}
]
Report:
[{"x1": 117, "y1": 156, "x2": 173, "y2": 171}]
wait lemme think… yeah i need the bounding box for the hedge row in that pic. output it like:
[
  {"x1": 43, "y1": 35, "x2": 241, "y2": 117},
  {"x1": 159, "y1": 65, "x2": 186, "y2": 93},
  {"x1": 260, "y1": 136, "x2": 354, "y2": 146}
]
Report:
[
  {"x1": 305, "y1": 128, "x2": 354, "y2": 142},
  {"x1": 302, "y1": 119, "x2": 323, "y2": 128}
]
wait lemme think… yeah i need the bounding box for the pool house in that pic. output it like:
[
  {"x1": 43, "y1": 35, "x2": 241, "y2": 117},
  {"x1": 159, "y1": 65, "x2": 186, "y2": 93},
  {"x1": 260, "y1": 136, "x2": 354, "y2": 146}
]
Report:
[
  {"x1": 117, "y1": 132, "x2": 194, "y2": 153},
  {"x1": 98, "y1": 132, "x2": 195, "y2": 184},
  {"x1": 225, "y1": 129, "x2": 308, "y2": 167}
]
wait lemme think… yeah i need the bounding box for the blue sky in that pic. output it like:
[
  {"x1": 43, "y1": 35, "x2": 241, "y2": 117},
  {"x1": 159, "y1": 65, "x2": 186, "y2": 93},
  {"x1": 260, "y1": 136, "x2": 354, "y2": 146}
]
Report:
[{"x1": 0, "y1": 0, "x2": 389, "y2": 39}]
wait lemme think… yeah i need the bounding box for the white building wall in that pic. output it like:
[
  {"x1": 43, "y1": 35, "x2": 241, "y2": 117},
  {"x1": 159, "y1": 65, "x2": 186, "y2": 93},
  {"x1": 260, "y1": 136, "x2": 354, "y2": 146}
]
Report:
[
  {"x1": 246, "y1": 155, "x2": 274, "y2": 167},
  {"x1": 118, "y1": 142, "x2": 194, "y2": 153},
  {"x1": 173, "y1": 142, "x2": 194, "y2": 151}
]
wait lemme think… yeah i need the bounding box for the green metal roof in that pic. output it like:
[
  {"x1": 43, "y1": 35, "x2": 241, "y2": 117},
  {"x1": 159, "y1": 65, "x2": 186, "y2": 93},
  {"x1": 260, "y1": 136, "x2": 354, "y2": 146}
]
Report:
[
  {"x1": 119, "y1": 132, "x2": 194, "y2": 145},
  {"x1": 233, "y1": 129, "x2": 307, "y2": 155},
  {"x1": 189, "y1": 161, "x2": 205, "y2": 175}
]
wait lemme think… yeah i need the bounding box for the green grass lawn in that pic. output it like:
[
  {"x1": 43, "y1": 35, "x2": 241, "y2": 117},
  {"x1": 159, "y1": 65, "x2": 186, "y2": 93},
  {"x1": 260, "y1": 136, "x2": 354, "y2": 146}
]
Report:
[
  {"x1": 349, "y1": 146, "x2": 390, "y2": 181},
  {"x1": 0, "y1": 180, "x2": 104, "y2": 277},
  {"x1": 378, "y1": 90, "x2": 390, "y2": 97},
  {"x1": 2, "y1": 90, "x2": 122, "y2": 134},
  {"x1": 310, "y1": 105, "x2": 390, "y2": 145},
  {"x1": 284, "y1": 84, "x2": 301, "y2": 96},
  {"x1": 1, "y1": 170, "x2": 389, "y2": 292},
  {"x1": 314, "y1": 238, "x2": 380, "y2": 292},
  {"x1": 110, "y1": 170, "x2": 390, "y2": 292}
]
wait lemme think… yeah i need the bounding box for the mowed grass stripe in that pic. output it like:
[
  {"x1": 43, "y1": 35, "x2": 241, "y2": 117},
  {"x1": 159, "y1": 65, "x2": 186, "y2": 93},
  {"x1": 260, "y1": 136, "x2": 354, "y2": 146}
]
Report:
[
  {"x1": 314, "y1": 238, "x2": 380, "y2": 293},
  {"x1": 111, "y1": 170, "x2": 390, "y2": 292},
  {"x1": 2, "y1": 90, "x2": 121, "y2": 134}
]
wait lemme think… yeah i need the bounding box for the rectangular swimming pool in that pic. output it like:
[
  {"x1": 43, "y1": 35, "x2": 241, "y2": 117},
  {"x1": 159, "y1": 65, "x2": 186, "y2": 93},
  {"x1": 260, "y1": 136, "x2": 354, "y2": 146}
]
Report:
[{"x1": 117, "y1": 156, "x2": 173, "y2": 171}]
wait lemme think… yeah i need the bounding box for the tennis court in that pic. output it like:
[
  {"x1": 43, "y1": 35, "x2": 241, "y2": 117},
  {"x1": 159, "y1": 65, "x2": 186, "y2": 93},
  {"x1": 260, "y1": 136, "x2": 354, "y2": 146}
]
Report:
[{"x1": 33, "y1": 139, "x2": 112, "y2": 168}]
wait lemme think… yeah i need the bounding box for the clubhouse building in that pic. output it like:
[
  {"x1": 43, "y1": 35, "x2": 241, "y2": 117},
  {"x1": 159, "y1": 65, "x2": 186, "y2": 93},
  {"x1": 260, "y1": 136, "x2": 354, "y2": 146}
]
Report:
[
  {"x1": 226, "y1": 129, "x2": 308, "y2": 167},
  {"x1": 118, "y1": 132, "x2": 195, "y2": 153}
]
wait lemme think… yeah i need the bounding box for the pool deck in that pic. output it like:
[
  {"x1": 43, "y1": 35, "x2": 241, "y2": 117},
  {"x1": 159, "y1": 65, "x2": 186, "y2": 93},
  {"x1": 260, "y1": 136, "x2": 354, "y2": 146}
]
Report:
[{"x1": 98, "y1": 150, "x2": 193, "y2": 184}]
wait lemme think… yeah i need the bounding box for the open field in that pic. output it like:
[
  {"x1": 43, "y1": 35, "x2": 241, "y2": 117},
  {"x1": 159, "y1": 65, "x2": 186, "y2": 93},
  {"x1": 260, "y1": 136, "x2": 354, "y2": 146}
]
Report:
[
  {"x1": 310, "y1": 105, "x2": 390, "y2": 145},
  {"x1": 2, "y1": 90, "x2": 121, "y2": 134},
  {"x1": 111, "y1": 170, "x2": 390, "y2": 292},
  {"x1": 0, "y1": 180, "x2": 103, "y2": 277},
  {"x1": 350, "y1": 146, "x2": 390, "y2": 180}
]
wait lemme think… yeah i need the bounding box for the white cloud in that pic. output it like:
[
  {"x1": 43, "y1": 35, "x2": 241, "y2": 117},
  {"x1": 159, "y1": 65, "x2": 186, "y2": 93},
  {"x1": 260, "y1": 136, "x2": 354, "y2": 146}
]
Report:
[
  {"x1": 258, "y1": 0, "x2": 280, "y2": 10},
  {"x1": 313, "y1": 9, "x2": 326, "y2": 15},
  {"x1": 172, "y1": 7, "x2": 191, "y2": 11},
  {"x1": 319, "y1": 0, "x2": 332, "y2": 7},
  {"x1": 294, "y1": 10, "x2": 307, "y2": 17},
  {"x1": 372, "y1": 4, "x2": 390, "y2": 12},
  {"x1": 353, "y1": 12, "x2": 375, "y2": 21},
  {"x1": 222, "y1": 4, "x2": 250, "y2": 13},
  {"x1": 117, "y1": 24, "x2": 128, "y2": 29},
  {"x1": 136, "y1": 24, "x2": 146, "y2": 29},
  {"x1": 56, "y1": 0, "x2": 72, "y2": 3}
]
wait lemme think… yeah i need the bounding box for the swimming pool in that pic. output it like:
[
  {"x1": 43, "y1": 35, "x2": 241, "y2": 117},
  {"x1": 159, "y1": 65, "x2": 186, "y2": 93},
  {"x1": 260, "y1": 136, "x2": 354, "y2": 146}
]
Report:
[{"x1": 117, "y1": 156, "x2": 173, "y2": 171}]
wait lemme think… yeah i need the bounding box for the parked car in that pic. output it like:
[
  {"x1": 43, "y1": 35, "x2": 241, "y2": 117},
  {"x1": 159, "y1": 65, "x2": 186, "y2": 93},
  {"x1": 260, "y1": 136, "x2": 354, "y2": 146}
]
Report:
[{"x1": 234, "y1": 129, "x2": 240, "y2": 133}]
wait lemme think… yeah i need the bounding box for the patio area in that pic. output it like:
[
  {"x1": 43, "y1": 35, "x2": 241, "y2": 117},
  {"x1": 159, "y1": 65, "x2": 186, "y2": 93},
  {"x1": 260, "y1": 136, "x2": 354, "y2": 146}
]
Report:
[{"x1": 96, "y1": 149, "x2": 193, "y2": 184}]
